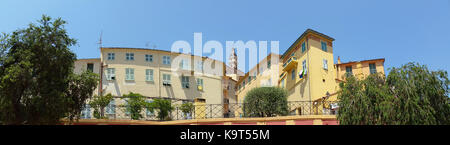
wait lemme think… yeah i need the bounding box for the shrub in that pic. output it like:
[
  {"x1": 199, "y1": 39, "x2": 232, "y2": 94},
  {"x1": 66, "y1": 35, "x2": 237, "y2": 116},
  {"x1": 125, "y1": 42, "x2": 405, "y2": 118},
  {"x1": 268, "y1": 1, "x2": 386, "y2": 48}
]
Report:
[{"x1": 243, "y1": 87, "x2": 289, "y2": 117}]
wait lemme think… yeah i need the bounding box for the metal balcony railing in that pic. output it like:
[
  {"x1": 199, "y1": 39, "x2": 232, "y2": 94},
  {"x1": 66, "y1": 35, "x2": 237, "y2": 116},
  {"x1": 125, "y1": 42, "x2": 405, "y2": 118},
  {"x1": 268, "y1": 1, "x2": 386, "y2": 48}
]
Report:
[{"x1": 79, "y1": 101, "x2": 339, "y2": 121}]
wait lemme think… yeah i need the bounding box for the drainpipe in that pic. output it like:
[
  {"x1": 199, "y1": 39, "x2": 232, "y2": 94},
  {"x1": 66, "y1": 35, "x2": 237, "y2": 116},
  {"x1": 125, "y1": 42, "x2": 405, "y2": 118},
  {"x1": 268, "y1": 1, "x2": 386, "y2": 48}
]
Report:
[
  {"x1": 306, "y1": 37, "x2": 312, "y2": 114},
  {"x1": 158, "y1": 54, "x2": 161, "y2": 98},
  {"x1": 99, "y1": 62, "x2": 103, "y2": 96}
]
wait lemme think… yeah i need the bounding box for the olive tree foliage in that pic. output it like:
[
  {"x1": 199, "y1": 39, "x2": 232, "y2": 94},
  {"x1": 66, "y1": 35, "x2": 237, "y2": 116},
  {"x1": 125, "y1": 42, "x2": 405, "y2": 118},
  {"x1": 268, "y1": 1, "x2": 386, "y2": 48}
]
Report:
[
  {"x1": 0, "y1": 15, "x2": 98, "y2": 124},
  {"x1": 243, "y1": 87, "x2": 289, "y2": 117},
  {"x1": 337, "y1": 62, "x2": 450, "y2": 125},
  {"x1": 89, "y1": 93, "x2": 113, "y2": 119}
]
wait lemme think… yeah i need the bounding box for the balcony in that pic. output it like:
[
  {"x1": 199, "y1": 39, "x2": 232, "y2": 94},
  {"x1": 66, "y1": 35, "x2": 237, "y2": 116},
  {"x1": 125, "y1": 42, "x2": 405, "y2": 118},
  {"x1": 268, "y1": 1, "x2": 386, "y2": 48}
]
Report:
[{"x1": 282, "y1": 57, "x2": 298, "y2": 71}]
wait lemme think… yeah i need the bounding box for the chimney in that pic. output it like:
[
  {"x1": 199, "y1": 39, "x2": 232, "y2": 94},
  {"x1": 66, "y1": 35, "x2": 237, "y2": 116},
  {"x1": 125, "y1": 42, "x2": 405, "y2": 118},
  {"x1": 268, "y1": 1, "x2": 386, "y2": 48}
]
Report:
[{"x1": 337, "y1": 56, "x2": 341, "y2": 64}]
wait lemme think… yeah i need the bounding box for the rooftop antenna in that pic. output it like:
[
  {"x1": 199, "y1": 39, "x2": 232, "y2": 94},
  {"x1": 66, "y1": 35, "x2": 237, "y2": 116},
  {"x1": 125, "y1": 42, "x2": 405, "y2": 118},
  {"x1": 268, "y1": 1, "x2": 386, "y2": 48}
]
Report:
[{"x1": 97, "y1": 30, "x2": 103, "y2": 49}]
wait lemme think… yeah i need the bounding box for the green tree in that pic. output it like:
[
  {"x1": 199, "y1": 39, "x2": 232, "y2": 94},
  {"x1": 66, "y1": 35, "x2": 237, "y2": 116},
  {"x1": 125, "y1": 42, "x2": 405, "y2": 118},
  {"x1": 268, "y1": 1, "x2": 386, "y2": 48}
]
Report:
[
  {"x1": 179, "y1": 102, "x2": 194, "y2": 119},
  {"x1": 147, "y1": 99, "x2": 174, "y2": 121},
  {"x1": 337, "y1": 62, "x2": 450, "y2": 125},
  {"x1": 387, "y1": 62, "x2": 449, "y2": 125},
  {"x1": 243, "y1": 87, "x2": 289, "y2": 117},
  {"x1": 89, "y1": 93, "x2": 113, "y2": 119},
  {"x1": 0, "y1": 15, "x2": 98, "y2": 124},
  {"x1": 337, "y1": 74, "x2": 396, "y2": 125},
  {"x1": 122, "y1": 92, "x2": 149, "y2": 120},
  {"x1": 66, "y1": 70, "x2": 99, "y2": 122}
]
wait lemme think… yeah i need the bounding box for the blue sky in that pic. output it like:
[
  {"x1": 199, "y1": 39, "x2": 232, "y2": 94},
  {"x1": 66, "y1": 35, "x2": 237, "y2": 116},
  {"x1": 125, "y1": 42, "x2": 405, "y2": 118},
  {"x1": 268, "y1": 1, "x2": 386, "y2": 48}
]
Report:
[{"x1": 1, "y1": 0, "x2": 449, "y2": 74}]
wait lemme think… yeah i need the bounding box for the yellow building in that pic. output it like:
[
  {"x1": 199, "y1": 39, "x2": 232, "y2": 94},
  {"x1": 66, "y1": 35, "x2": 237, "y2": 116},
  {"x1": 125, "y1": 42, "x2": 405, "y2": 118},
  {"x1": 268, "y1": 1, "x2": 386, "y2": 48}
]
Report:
[
  {"x1": 236, "y1": 29, "x2": 386, "y2": 115},
  {"x1": 335, "y1": 57, "x2": 385, "y2": 82}
]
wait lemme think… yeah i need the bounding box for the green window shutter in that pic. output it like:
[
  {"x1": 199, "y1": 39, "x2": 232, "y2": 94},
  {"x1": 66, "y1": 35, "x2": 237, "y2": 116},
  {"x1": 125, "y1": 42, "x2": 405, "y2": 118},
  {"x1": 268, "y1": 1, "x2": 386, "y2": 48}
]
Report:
[{"x1": 302, "y1": 42, "x2": 306, "y2": 53}]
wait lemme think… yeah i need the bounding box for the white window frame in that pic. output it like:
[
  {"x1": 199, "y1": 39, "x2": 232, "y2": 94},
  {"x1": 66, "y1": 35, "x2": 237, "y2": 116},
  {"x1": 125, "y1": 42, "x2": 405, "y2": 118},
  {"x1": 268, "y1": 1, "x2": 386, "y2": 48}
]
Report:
[
  {"x1": 163, "y1": 74, "x2": 171, "y2": 84},
  {"x1": 180, "y1": 59, "x2": 189, "y2": 70},
  {"x1": 323, "y1": 59, "x2": 328, "y2": 70},
  {"x1": 163, "y1": 56, "x2": 171, "y2": 65},
  {"x1": 302, "y1": 60, "x2": 307, "y2": 71},
  {"x1": 196, "y1": 78, "x2": 203, "y2": 90},
  {"x1": 125, "y1": 68, "x2": 134, "y2": 80},
  {"x1": 107, "y1": 68, "x2": 115, "y2": 80},
  {"x1": 196, "y1": 61, "x2": 203, "y2": 72},
  {"x1": 182, "y1": 76, "x2": 190, "y2": 88},
  {"x1": 146, "y1": 69, "x2": 154, "y2": 82}
]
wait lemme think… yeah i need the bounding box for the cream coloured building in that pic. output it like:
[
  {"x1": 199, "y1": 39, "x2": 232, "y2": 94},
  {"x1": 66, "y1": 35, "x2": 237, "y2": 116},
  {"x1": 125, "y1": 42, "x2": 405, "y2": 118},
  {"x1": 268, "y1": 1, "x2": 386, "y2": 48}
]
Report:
[{"x1": 75, "y1": 47, "x2": 243, "y2": 119}]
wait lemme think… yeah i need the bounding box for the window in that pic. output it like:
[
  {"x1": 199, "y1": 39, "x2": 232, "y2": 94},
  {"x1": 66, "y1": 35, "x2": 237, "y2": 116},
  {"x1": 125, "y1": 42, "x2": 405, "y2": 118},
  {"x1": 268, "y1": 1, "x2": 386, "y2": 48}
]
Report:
[
  {"x1": 107, "y1": 68, "x2": 115, "y2": 80},
  {"x1": 126, "y1": 53, "x2": 134, "y2": 61},
  {"x1": 346, "y1": 66, "x2": 353, "y2": 76},
  {"x1": 163, "y1": 56, "x2": 171, "y2": 65},
  {"x1": 302, "y1": 42, "x2": 306, "y2": 53},
  {"x1": 163, "y1": 74, "x2": 171, "y2": 85},
  {"x1": 323, "y1": 59, "x2": 328, "y2": 70},
  {"x1": 145, "y1": 54, "x2": 153, "y2": 62},
  {"x1": 291, "y1": 69, "x2": 296, "y2": 80},
  {"x1": 321, "y1": 41, "x2": 327, "y2": 52},
  {"x1": 248, "y1": 76, "x2": 252, "y2": 83},
  {"x1": 267, "y1": 60, "x2": 271, "y2": 69},
  {"x1": 81, "y1": 104, "x2": 91, "y2": 119},
  {"x1": 369, "y1": 63, "x2": 377, "y2": 74},
  {"x1": 146, "y1": 100, "x2": 154, "y2": 117},
  {"x1": 182, "y1": 101, "x2": 192, "y2": 119},
  {"x1": 146, "y1": 69, "x2": 154, "y2": 82},
  {"x1": 87, "y1": 63, "x2": 94, "y2": 72},
  {"x1": 281, "y1": 78, "x2": 285, "y2": 88},
  {"x1": 196, "y1": 61, "x2": 203, "y2": 72},
  {"x1": 196, "y1": 78, "x2": 203, "y2": 91},
  {"x1": 108, "y1": 53, "x2": 115, "y2": 60},
  {"x1": 105, "y1": 100, "x2": 115, "y2": 115},
  {"x1": 124, "y1": 99, "x2": 130, "y2": 115},
  {"x1": 302, "y1": 60, "x2": 307, "y2": 71},
  {"x1": 182, "y1": 76, "x2": 190, "y2": 88},
  {"x1": 125, "y1": 68, "x2": 134, "y2": 80},
  {"x1": 253, "y1": 72, "x2": 257, "y2": 79},
  {"x1": 180, "y1": 59, "x2": 189, "y2": 70}
]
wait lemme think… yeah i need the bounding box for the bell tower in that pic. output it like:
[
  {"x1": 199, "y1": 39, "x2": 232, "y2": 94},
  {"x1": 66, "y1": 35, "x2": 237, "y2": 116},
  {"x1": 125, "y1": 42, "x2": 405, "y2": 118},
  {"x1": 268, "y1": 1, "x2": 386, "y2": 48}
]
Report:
[{"x1": 228, "y1": 48, "x2": 238, "y2": 81}]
